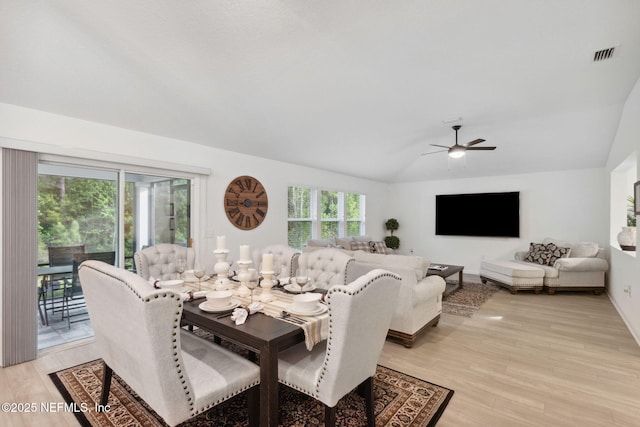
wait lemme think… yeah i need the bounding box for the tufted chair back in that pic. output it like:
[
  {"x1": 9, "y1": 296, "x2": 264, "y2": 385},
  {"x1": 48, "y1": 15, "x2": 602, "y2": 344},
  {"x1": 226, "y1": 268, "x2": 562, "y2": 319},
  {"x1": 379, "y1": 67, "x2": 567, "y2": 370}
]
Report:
[
  {"x1": 277, "y1": 269, "x2": 401, "y2": 425},
  {"x1": 79, "y1": 260, "x2": 260, "y2": 426},
  {"x1": 297, "y1": 248, "x2": 354, "y2": 290},
  {"x1": 134, "y1": 244, "x2": 195, "y2": 280},
  {"x1": 252, "y1": 245, "x2": 300, "y2": 278}
]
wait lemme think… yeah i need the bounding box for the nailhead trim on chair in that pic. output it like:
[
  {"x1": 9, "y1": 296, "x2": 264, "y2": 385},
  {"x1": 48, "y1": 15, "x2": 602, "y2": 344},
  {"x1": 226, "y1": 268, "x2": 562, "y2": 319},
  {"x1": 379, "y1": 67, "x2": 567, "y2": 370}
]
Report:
[
  {"x1": 279, "y1": 271, "x2": 401, "y2": 400},
  {"x1": 80, "y1": 263, "x2": 261, "y2": 419}
]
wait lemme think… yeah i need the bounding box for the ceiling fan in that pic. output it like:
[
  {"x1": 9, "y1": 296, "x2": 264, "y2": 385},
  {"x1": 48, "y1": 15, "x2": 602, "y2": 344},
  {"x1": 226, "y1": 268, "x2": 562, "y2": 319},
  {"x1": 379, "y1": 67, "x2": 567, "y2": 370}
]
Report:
[{"x1": 422, "y1": 125, "x2": 496, "y2": 158}]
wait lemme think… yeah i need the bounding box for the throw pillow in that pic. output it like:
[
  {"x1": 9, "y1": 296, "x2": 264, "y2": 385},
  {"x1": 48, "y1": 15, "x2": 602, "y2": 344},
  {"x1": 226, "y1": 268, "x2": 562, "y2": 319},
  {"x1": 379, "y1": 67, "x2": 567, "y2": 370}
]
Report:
[
  {"x1": 524, "y1": 243, "x2": 550, "y2": 265},
  {"x1": 570, "y1": 242, "x2": 598, "y2": 258},
  {"x1": 369, "y1": 240, "x2": 389, "y2": 254},
  {"x1": 546, "y1": 243, "x2": 571, "y2": 265},
  {"x1": 350, "y1": 240, "x2": 371, "y2": 252}
]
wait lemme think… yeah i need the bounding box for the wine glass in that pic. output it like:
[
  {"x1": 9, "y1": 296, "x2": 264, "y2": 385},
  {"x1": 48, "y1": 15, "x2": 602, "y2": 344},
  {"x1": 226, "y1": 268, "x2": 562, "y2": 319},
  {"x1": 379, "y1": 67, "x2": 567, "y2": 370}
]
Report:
[
  {"x1": 193, "y1": 264, "x2": 205, "y2": 291},
  {"x1": 294, "y1": 268, "x2": 309, "y2": 294},
  {"x1": 246, "y1": 269, "x2": 259, "y2": 303},
  {"x1": 175, "y1": 258, "x2": 186, "y2": 279}
]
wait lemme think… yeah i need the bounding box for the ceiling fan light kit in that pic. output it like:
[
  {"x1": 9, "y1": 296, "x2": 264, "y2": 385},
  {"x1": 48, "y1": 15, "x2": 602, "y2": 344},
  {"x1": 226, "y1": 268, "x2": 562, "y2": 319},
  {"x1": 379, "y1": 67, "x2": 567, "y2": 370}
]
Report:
[{"x1": 422, "y1": 124, "x2": 496, "y2": 158}]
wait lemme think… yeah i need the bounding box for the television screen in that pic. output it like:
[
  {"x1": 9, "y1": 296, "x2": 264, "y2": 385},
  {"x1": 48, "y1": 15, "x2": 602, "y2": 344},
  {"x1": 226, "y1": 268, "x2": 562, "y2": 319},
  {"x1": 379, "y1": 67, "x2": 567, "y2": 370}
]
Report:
[{"x1": 435, "y1": 191, "x2": 520, "y2": 237}]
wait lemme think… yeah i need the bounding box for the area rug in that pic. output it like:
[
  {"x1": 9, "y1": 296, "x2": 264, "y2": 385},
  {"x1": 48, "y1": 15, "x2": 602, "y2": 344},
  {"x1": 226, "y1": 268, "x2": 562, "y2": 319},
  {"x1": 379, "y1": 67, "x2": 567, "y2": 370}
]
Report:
[
  {"x1": 50, "y1": 359, "x2": 453, "y2": 427},
  {"x1": 442, "y1": 280, "x2": 500, "y2": 317}
]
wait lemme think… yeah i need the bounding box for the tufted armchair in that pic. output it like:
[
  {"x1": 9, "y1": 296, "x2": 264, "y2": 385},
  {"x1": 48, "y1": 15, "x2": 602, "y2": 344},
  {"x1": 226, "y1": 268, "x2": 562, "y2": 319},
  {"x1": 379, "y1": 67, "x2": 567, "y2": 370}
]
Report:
[
  {"x1": 251, "y1": 244, "x2": 300, "y2": 278},
  {"x1": 278, "y1": 269, "x2": 401, "y2": 426},
  {"x1": 79, "y1": 260, "x2": 260, "y2": 427},
  {"x1": 134, "y1": 243, "x2": 195, "y2": 280},
  {"x1": 296, "y1": 248, "x2": 354, "y2": 291}
]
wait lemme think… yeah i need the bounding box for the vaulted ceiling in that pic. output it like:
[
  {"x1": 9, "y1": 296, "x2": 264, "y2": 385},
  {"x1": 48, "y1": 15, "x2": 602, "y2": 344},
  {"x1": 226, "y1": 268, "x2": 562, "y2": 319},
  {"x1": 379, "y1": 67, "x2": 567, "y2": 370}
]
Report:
[{"x1": 2, "y1": 1, "x2": 640, "y2": 182}]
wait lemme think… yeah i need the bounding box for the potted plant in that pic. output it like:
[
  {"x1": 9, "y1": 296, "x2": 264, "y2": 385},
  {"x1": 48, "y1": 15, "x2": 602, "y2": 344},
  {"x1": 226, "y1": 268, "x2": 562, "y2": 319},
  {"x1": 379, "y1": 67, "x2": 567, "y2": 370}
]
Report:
[
  {"x1": 617, "y1": 195, "x2": 636, "y2": 251},
  {"x1": 384, "y1": 218, "x2": 400, "y2": 250}
]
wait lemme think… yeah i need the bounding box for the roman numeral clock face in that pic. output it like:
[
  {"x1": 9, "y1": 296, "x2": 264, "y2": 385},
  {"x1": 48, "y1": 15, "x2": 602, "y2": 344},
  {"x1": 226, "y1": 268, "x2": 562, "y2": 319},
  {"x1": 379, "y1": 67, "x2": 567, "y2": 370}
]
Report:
[{"x1": 224, "y1": 176, "x2": 268, "y2": 230}]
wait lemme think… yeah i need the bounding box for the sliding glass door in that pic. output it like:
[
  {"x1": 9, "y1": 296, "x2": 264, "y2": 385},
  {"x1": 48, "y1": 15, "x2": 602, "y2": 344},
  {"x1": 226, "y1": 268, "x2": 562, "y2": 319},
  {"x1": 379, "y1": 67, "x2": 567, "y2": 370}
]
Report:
[{"x1": 37, "y1": 163, "x2": 192, "y2": 349}]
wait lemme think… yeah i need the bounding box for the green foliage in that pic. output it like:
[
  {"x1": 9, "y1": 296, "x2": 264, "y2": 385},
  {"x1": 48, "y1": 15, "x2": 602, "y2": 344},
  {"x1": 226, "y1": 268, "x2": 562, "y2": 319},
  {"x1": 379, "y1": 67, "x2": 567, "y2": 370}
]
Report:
[
  {"x1": 384, "y1": 235, "x2": 400, "y2": 250},
  {"x1": 288, "y1": 186, "x2": 311, "y2": 218},
  {"x1": 321, "y1": 190, "x2": 339, "y2": 219},
  {"x1": 628, "y1": 195, "x2": 637, "y2": 227},
  {"x1": 385, "y1": 218, "x2": 399, "y2": 233}
]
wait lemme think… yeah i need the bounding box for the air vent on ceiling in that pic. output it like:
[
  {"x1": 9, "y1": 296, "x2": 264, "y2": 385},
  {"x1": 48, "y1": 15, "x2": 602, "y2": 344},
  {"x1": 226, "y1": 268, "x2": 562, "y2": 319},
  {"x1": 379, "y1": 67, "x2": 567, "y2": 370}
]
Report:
[{"x1": 593, "y1": 47, "x2": 615, "y2": 62}]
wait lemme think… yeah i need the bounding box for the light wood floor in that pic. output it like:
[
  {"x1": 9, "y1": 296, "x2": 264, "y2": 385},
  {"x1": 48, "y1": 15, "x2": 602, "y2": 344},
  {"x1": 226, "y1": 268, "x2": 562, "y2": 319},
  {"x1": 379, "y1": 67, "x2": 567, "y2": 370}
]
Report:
[{"x1": 2, "y1": 283, "x2": 640, "y2": 427}]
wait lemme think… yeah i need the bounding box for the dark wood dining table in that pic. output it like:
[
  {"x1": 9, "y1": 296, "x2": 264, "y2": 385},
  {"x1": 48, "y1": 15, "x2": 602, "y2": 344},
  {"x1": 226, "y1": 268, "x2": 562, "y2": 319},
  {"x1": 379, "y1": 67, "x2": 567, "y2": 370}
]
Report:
[{"x1": 182, "y1": 299, "x2": 306, "y2": 427}]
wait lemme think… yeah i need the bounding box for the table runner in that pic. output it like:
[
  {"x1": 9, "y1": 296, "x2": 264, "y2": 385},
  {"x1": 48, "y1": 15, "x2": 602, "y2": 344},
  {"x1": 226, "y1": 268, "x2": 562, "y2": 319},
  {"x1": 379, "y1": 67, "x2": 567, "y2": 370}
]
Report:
[{"x1": 184, "y1": 279, "x2": 328, "y2": 350}]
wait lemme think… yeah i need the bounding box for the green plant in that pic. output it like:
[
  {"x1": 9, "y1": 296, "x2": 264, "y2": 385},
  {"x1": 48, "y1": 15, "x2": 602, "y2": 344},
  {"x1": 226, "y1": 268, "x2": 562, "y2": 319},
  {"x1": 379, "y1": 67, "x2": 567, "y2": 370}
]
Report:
[
  {"x1": 384, "y1": 218, "x2": 400, "y2": 249},
  {"x1": 384, "y1": 235, "x2": 400, "y2": 250},
  {"x1": 627, "y1": 196, "x2": 636, "y2": 227},
  {"x1": 385, "y1": 218, "x2": 399, "y2": 234}
]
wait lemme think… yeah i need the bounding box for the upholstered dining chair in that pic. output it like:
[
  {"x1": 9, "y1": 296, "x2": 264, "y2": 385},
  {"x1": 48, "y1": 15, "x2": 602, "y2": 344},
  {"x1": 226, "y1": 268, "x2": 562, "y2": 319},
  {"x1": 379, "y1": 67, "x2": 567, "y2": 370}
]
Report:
[
  {"x1": 296, "y1": 248, "x2": 354, "y2": 290},
  {"x1": 251, "y1": 244, "x2": 300, "y2": 278},
  {"x1": 79, "y1": 260, "x2": 260, "y2": 427},
  {"x1": 134, "y1": 243, "x2": 195, "y2": 280},
  {"x1": 277, "y1": 268, "x2": 401, "y2": 426}
]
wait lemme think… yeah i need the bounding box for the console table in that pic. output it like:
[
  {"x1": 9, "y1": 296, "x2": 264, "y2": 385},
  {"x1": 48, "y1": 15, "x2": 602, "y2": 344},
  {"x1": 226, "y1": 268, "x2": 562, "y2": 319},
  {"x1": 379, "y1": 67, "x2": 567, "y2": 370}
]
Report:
[{"x1": 427, "y1": 263, "x2": 464, "y2": 297}]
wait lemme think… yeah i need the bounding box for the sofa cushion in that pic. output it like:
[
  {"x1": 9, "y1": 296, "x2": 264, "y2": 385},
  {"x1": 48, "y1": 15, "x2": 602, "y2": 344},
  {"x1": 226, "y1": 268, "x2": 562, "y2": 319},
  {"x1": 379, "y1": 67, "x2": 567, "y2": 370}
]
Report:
[
  {"x1": 369, "y1": 240, "x2": 391, "y2": 254},
  {"x1": 307, "y1": 239, "x2": 336, "y2": 248},
  {"x1": 335, "y1": 237, "x2": 353, "y2": 249},
  {"x1": 570, "y1": 242, "x2": 599, "y2": 258},
  {"x1": 350, "y1": 240, "x2": 371, "y2": 251},
  {"x1": 524, "y1": 243, "x2": 552, "y2": 265},
  {"x1": 525, "y1": 242, "x2": 570, "y2": 266},
  {"x1": 546, "y1": 243, "x2": 571, "y2": 265}
]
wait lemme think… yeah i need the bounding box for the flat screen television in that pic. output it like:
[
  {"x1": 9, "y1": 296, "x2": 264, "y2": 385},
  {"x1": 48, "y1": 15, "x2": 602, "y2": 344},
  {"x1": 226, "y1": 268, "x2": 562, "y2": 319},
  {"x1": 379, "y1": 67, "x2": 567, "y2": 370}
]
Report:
[{"x1": 435, "y1": 191, "x2": 520, "y2": 237}]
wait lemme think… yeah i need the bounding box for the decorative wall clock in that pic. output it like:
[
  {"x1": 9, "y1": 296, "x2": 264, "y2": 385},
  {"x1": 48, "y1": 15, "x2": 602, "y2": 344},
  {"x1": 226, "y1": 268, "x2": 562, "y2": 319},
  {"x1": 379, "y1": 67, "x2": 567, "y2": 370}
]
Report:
[{"x1": 224, "y1": 175, "x2": 268, "y2": 230}]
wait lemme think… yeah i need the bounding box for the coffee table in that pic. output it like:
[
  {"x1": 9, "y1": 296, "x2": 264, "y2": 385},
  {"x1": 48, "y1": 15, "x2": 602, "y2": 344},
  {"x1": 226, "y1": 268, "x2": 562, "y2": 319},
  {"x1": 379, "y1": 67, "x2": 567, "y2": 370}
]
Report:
[{"x1": 426, "y1": 263, "x2": 464, "y2": 297}]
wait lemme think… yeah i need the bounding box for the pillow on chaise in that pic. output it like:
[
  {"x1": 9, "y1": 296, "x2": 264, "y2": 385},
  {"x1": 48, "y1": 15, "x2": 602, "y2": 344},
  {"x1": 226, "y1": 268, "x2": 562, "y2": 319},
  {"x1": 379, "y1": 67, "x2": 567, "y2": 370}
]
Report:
[
  {"x1": 369, "y1": 240, "x2": 392, "y2": 254},
  {"x1": 524, "y1": 242, "x2": 551, "y2": 265},
  {"x1": 350, "y1": 240, "x2": 371, "y2": 252}
]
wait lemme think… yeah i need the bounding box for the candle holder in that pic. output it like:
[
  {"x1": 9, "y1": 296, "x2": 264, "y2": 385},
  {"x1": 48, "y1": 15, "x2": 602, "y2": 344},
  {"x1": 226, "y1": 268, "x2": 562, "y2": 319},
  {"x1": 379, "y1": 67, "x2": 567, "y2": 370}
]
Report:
[
  {"x1": 213, "y1": 249, "x2": 231, "y2": 290},
  {"x1": 236, "y1": 260, "x2": 252, "y2": 297},
  {"x1": 259, "y1": 270, "x2": 275, "y2": 302}
]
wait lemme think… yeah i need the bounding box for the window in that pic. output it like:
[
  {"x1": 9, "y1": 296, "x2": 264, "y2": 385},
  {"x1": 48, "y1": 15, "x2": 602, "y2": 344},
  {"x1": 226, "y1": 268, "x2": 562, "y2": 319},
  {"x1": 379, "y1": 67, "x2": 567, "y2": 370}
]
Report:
[
  {"x1": 288, "y1": 186, "x2": 312, "y2": 249},
  {"x1": 288, "y1": 186, "x2": 366, "y2": 249}
]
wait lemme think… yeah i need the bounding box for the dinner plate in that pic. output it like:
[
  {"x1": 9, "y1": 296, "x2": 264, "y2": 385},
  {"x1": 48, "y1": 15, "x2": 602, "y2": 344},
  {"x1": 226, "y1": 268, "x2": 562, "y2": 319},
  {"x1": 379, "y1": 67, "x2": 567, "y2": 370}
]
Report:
[
  {"x1": 198, "y1": 300, "x2": 240, "y2": 313},
  {"x1": 284, "y1": 283, "x2": 316, "y2": 293},
  {"x1": 285, "y1": 303, "x2": 328, "y2": 316}
]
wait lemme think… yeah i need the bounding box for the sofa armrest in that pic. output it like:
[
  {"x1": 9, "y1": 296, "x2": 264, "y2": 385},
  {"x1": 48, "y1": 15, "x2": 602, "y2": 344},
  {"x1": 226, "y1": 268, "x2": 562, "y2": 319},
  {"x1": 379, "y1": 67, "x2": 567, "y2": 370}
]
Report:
[
  {"x1": 514, "y1": 251, "x2": 529, "y2": 261},
  {"x1": 413, "y1": 276, "x2": 446, "y2": 306},
  {"x1": 553, "y1": 257, "x2": 609, "y2": 272}
]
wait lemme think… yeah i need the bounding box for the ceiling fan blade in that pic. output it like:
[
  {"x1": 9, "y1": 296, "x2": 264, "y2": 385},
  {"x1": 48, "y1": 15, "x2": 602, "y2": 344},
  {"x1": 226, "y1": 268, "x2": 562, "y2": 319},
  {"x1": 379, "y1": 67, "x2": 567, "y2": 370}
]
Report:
[
  {"x1": 429, "y1": 144, "x2": 451, "y2": 149},
  {"x1": 466, "y1": 146, "x2": 496, "y2": 151},
  {"x1": 420, "y1": 150, "x2": 448, "y2": 156},
  {"x1": 463, "y1": 138, "x2": 486, "y2": 147}
]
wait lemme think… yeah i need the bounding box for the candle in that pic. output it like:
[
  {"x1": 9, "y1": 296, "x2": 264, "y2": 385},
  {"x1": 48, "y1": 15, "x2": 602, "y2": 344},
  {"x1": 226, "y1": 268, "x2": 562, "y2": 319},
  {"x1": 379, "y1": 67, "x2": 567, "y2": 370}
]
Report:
[
  {"x1": 240, "y1": 245, "x2": 250, "y2": 261},
  {"x1": 216, "y1": 235, "x2": 226, "y2": 251},
  {"x1": 262, "y1": 253, "x2": 273, "y2": 271}
]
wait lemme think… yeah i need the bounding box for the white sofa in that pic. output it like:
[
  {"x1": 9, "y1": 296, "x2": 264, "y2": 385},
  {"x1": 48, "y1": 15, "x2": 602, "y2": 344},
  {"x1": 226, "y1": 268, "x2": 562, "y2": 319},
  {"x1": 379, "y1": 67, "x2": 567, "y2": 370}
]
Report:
[
  {"x1": 480, "y1": 238, "x2": 609, "y2": 295},
  {"x1": 346, "y1": 251, "x2": 445, "y2": 348},
  {"x1": 305, "y1": 236, "x2": 394, "y2": 254}
]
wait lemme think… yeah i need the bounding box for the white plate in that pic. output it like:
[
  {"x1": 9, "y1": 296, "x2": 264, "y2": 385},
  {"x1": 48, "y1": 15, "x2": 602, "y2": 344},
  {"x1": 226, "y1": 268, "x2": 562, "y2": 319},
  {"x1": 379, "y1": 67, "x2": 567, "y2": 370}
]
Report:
[
  {"x1": 285, "y1": 303, "x2": 328, "y2": 316},
  {"x1": 284, "y1": 283, "x2": 316, "y2": 293},
  {"x1": 198, "y1": 300, "x2": 240, "y2": 313}
]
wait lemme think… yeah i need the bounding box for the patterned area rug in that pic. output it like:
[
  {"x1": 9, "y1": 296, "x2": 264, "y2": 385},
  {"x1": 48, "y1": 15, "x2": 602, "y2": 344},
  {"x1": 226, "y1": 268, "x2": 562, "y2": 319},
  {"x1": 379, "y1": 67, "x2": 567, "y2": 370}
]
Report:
[
  {"x1": 50, "y1": 359, "x2": 453, "y2": 427},
  {"x1": 442, "y1": 281, "x2": 500, "y2": 317}
]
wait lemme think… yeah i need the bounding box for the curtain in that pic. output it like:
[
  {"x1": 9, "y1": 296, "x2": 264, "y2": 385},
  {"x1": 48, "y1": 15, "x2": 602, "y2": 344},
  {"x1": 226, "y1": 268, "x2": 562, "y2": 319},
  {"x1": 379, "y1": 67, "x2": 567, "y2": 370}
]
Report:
[{"x1": 1, "y1": 148, "x2": 38, "y2": 366}]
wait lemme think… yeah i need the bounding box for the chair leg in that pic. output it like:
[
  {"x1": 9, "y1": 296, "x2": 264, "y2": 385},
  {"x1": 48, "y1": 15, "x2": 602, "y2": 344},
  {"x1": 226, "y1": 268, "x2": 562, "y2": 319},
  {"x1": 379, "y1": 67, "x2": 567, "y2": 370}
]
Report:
[
  {"x1": 362, "y1": 376, "x2": 375, "y2": 427},
  {"x1": 325, "y1": 404, "x2": 336, "y2": 427},
  {"x1": 100, "y1": 363, "x2": 113, "y2": 407},
  {"x1": 247, "y1": 385, "x2": 259, "y2": 427}
]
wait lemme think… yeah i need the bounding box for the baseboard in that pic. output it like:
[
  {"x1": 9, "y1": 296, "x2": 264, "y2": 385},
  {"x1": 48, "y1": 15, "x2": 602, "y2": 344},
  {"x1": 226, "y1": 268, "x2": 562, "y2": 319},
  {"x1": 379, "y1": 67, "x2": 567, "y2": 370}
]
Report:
[{"x1": 607, "y1": 292, "x2": 640, "y2": 347}]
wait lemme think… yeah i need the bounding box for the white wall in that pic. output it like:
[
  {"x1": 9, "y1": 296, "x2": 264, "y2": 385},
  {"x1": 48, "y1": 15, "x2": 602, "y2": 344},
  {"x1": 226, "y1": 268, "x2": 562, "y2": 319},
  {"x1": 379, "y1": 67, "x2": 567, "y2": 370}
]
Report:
[
  {"x1": 606, "y1": 75, "x2": 640, "y2": 343},
  {"x1": 0, "y1": 103, "x2": 388, "y2": 272},
  {"x1": 386, "y1": 168, "x2": 608, "y2": 274}
]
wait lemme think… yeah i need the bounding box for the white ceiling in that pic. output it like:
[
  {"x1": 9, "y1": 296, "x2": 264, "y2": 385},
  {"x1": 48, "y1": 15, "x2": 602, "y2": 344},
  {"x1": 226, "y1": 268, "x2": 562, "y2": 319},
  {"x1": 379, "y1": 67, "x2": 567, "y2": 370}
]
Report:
[{"x1": 2, "y1": 1, "x2": 640, "y2": 183}]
